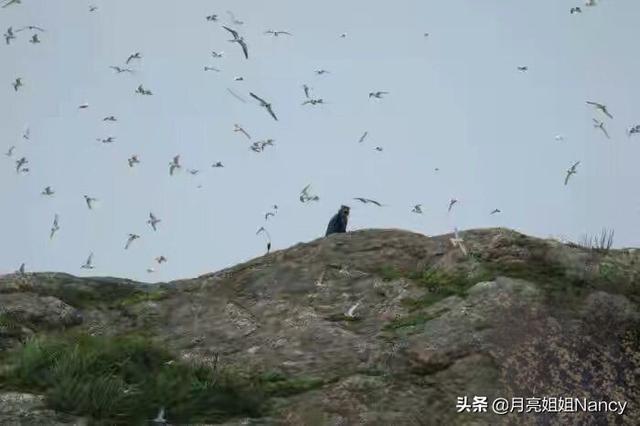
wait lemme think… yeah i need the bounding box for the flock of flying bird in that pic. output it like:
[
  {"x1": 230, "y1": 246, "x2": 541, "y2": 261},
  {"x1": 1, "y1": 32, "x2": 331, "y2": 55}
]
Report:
[{"x1": 3, "y1": 0, "x2": 640, "y2": 278}]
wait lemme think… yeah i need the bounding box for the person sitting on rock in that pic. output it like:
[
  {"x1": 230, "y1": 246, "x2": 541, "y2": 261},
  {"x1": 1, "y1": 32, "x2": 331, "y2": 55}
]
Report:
[{"x1": 326, "y1": 205, "x2": 350, "y2": 236}]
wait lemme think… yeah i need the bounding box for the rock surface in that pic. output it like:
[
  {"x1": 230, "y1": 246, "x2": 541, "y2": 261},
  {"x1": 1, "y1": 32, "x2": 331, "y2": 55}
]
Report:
[{"x1": 0, "y1": 228, "x2": 638, "y2": 425}]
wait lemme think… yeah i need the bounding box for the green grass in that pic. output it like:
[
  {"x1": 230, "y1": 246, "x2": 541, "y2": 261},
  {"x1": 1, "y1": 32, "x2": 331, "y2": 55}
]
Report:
[
  {"x1": 378, "y1": 265, "x2": 404, "y2": 282},
  {"x1": 256, "y1": 371, "x2": 332, "y2": 397},
  {"x1": 117, "y1": 290, "x2": 169, "y2": 308},
  {"x1": 0, "y1": 334, "x2": 265, "y2": 424}
]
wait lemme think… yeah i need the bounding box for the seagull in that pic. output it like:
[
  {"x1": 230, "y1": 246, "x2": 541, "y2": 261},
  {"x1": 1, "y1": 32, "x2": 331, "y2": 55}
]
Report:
[
  {"x1": 135, "y1": 85, "x2": 152, "y2": 95},
  {"x1": 450, "y1": 227, "x2": 468, "y2": 256},
  {"x1": 301, "y1": 84, "x2": 313, "y2": 99},
  {"x1": 4, "y1": 26, "x2": 15, "y2": 44},
  {"x1": 206, "y1": 14, "x2": 218, "y2": 22},
  {"x1": 517, "y1": 66, "x2": 528, "y2": 72},
  {"x1": 169, "y1": 155, "x2": 181, "y2": 175},
  {"x1": 147, "y1": 213, "x2": 161, "y2": 231},
  {"x1": 358, "y1": 131, "x2": 369, "y2": 143},
  {"x1": 555, "y1": 135, "x2": 565, "y2": 142},
  {"x1": 627, "y1": 125, "x2": 640, "y2": 137},
  {"x1": 223, "y1": 26, "x2": 248, "y2": 59},
  {"x1": 586, "y1": 101, "x2": 613, "y2": 119},
  {"x1": 147, "y1": 267, "x2": 156, "y2": 274},
  {"x1": 585, "y1": 0, "x2": 597, "y2": 6},
  {"x1": 368, "y1": 91, "x2": 388, "y2": 99},
  {"x1": 78, "y1": 103, "x2": 89, "y2": 109},
  {"x1": 41, "y1": 186, "x2": 54, "y2": 196},
  {"x1": 490, "y1": 209, "x2": 501, "y2": 215},
  {"x1": 22, "y1": 128, "x2": 30, "y2": 141},
  {"x1": 152, "y1": 407, "x2": 166, "y2": 425},
  {"x1": 5, "y1": 146, "x2": 15, "y2": 156},
  {"x1": 265, "y1": 30, "x2": 292, "y2": 37},
  {"x1": 15, "y1": 157, "x2": 28, "y2": 173},
  {"x1": 374, "y1": 146, "x2": 383, "y2": 152},
  {"x1": 234, "y1": 76, "x2": 244, "y2": 81},
  {"x1": 125, "y1": 234, "x2": 140, "y2": 250},
  {"x1": 103, "y1": 115, "x2": 117, "y2": 121},
  {"x1": 249, "y1": 92, "x2": 278, "y2": 121},
  {"x1": 204, "y1": 66, "x2": 220, "y2": 72},
  {"x1": 226, "y1": 11, "x2": 244, "y2": 25},
  {"x1": 354, "y1": 197, "x2": 383, "y2": 206},
  {"x1": 340, "y1": 33, "x2": 347, "y2": 38},
  {"x1": 302, "y1": 98, "x2": 325, "y2": 106},
  {"x1": 314, "y1": 69, "x2": 330, "y2": 75},
  {"x1": 345, "y1": 301, "x2": 361, "y2": 318},
  {"x1": 256, "y1": 226, "x2": 272, "y2": 254},
  {"x1": 89, "y1": 5, "x2": 98, "y2": 12},
  {"x1": 233, "y1": 124, "x2": 251, "y2": 140},
  {"x1": 211, "y1": 51, "x2": 224, "y2": 58},
  {"x1": 299, "y1": 184, "x2": 319, "y2": 203},
  {"x1": 12, "y1": 78, "x2": 23, "y2": 91},
  {"x1": 126, "y1": 52, "x2": 142, "y2": 64},
  {"x1": 570, "y1": 7, "x2": 582, "y2": 14},
  {"x1": 424, "y1": 32, "x2": 430, "y2": 37},
  {"x1": 565, "y1": 161, "x2": 580, "y2": 186},
  {"x1": 412, "y1": 204, "x2": 423, "y2": 214},
  {"x1": 187, "y1": 169, "x2": 199, "y2": 175},
  {"x1": 50, "y1": 214, "x2": 60, "y2": 239},
  {"x1": 84, "y1": 195, "x2": 97, "y2": 209},
  {"x1": 211, "y1": 161, "x2": 224, "y2": 168},
  {"x1": 128, "y1": 155, "x2": 140, "y2": 167},
  {"x1": 448, "y1": 198, "x2": 458, "y2": 212},
  {"x1": 593, "y1": 118, "x2": 610, "y2": 139},
  {"x1": 109, "y1": 66, "x2": 133, "y2": 74},
  {"x1": 2, "y1": 0, "x2": 21, "y2": 8},
  {"x1": 155, "y1": 256, "x2": 167, "y2": 264},
  {"x1": 16, "y1": 25, "x2": 45, "y2": 33},
  {"x1": 97, "y1": 136, "x2": 115, "y2": 144},
  {"x1": 29, "y1": 34, "x2": 40, "y2": 44},
  {"x1": 81, "y1": 253, "x2": 95, "y2": 269},
  {"x1": 265, "y1": 211, "x2": 276, "y2": 220},
  {"x1": 227, "y1": 88, "x2": 247, "y2": 103}
]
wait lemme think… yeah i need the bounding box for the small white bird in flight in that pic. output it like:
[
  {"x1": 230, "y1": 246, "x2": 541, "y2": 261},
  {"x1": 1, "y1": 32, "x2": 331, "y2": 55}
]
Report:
[
  {"x1": 4, "y1": 26, "x2": 15, "y2": 45},
  {"x1": 315, "y1": 69, "x2": 330, "y2": 75},
  {"x1": 206, "y1": 14, "x2": 218, "y2": 22},
  {"x1": 586, "y1": 101, "x2": 613, "y2": 119},
  {"x1": 627, "y1": 125, "x2": 640, "y2": 137},
  {"x1": 84, "y1": 195, "x2": 97, "y2": 209},
  {"x1": 593, "y1": 118, "x2": 610, "y2": 139},
  {"x1": 128, "y1": 155, "x2": 140, "y2": 167},
  {"x1": 81, "y1": 253, "x2": 95, "y2": 269},
  {"x1": 300, "y1": 184, "x2": 320, "y2": 203},
  {"x1": 448, "y1": 198, "x2": 458, "y2": 213},
  {"x1": 249, "y1": 92, "x2": 278, "y2": 121},
  {"x1": 2, "y1": 0, "x2": 21, "y2": 9},
  {"x1": 265, "y1": 30, "x2": 292, "y2": 37},
  {"x1": 109, "y1": 66, "x2": 133, "y2": 74},
  {"x1": 565, "y1": 161, "x2": 580, "y2": 186},
  {"x1": 78, "y1": 103, "x2": 89, "y2": 109},
  {"x1": 135, "y1": 85, "x2": 152, "y2": 95},
  {"x1": 211, "y1": 161, "x2": 224, "y2": 168},
  {"x1": 22, "y1": 128, "x2": 30, "y2": 141},
  {"x1": 126, "y1": 52, "x2": 142, "y2": 64},
  {"x1": 5, "y1": 146, "x2": 15, "y2": 157},
  {"x1": 155, "y1": 256, "x2": 167, "y2": 264},
  {"x1": 345, "y1": 301, "x2": 361, "y2": 318},
  {"x1": 555, "y1": 135, "x2": 565, "y2": 142},
  {"x1": 490, "y1": 208, "x2": 501, "y2": 215},
  {"x1": 412, "y1": 204, "x2": 423, "y2": 214},
  {"x1": 17, "y1": 263, "x2": 25, "y2": 275},
  {"x1": 223, "y1": 26, "x2": 248, "y2": 59},
  {"x1": 204, "y1": 66, "x2": 220, "y2": 72},
  {"x1": 12, "y1": 78, "x2": 23, "y2": 91},
  {"x1": 517, "y1": 66, "x2": 528, "y2": 72},
  {"x1": 211, "y1": 51, "x2": 224, "y2": 58},
  {"x1": 353, "y1": 197, "x2": 383, "y2": 206},
  {"x1": 147, "y1": 213, "x2": 161, "y2": 231},
  {"x1": 368, "y1": 91, "x2": 388, "y2": 99},
  {"x1": 15, "y1": 157, "x2": 28, "y2": 173},
  {"x1": 41, "y1": 186, "x2": 54, "y2": 196},
  {"x1": 97, "y1": 136, "x2": 115, "y2": 144},
  {"x1": 125, "y1": 234, "x2": 140, "y2": 250},
  {"x1": 358, "y1": 131, "x2": 369, "y2": 143},
  {"x1": 302, "y1": 84, "x2": 311, "y2": 99},
  {"x1": 29, "y1": 34, "x2": 40, "y2": 44},
  {"x1": 103, "y1": 115, "x2": 117, "y2": 122},
  {"x1": 234, "y1": 124, "x2": 251, "y2": 140},
  {"x1": 49, "y1": 214, "x2": 60, "y2": 239},
  {"x1": 169, "y1": 155, "x2": 181, "y2": 175}
]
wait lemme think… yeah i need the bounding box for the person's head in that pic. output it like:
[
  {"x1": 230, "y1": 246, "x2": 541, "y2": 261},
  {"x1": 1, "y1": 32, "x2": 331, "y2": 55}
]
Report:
[{"x1": 340, "y1": 205, "x2": 350, "y2": 217}]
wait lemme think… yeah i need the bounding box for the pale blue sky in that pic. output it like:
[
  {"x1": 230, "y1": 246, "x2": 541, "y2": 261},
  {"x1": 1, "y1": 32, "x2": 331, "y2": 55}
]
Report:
[{"x1": 1, "y1": 0, "x2": 639, "y2": 282}]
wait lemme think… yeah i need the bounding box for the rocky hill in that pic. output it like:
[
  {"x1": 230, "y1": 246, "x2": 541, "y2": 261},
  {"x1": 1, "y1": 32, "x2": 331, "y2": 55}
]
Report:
[{"x1": 1, "y1": 228, "x2": 639, "y2": 425}]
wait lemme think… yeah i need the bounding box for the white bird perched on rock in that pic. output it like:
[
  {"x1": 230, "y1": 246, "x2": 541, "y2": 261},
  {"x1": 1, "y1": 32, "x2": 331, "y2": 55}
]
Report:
[
  {"x1": 81, "y1": 253, "x2": 95, "y2": 269},
  {"x1": 49, "y1": 214, "x2": 60, "y2": 239},
  {"x1": 412, "y1": 204, "x2": 423, "y2": 214},
  {"x1": 564, "y1": 161, "x2": 580, "y2": 186},
  {"x1": 345, "y1": 301, "x2": 361, "y2": 318},
  {"x1": 125, "y1": 234, "x2": 140, "y2": 250},
  {"x1": 169, "y1": 155, "x2": 181, "y2": 175},
  {"x1": 147, "y1": 213, "x2": 161, "y2": 231},
  {"x1": 84, "y1": 195, "x2": 97, "y2": 210}
]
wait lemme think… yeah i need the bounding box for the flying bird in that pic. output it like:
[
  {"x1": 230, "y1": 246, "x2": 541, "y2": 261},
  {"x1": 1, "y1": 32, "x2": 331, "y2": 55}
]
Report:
[
  {"x1": 570, "y1": 7, "x2": 582, "y2": 14},
  {"x1": 17, "y1": 263, "x2": 25, "y2": 275},
  {"x1": 353, "y1": 197, "x2": 383, "y2": 206},
  {"x1": 84, "y1": 195, "x2": 97, "y2": 209},
  {"x1": 586, "y1": 101, "x2": 613, "y2": 119},
  {"x1": 265, "y1": 211, "x2": 276, "y2": 220},
  {"x1": 211, "y1": 51, "x2": 224, "y2": 58},
  {"x1": 593, "y1": 118, "x2": 610, "y2": 139},
  {"x1": 345, "y1": 301, "x2": 361, "y2": 318},
  {"x1": 448, "y1": 198, "x2": 458, "y2": 212},
  {"x1": 564, "y1": 161, "x2": 580, "y2": 186},
  {"x1": 206, "y1": 14, "x2": 218, "y2": 22},
  {"x1": 128, "y1": 155, "x2": 140, "y2": 167},
  {"x1": 81, "y1": 253, "x2": 95, "y2": 269},
  {"x1": 368, "y1": 91, "x2": 388, "y2": 99},
  {"x1": 125, "y1": 234, "x2": 140, "y2": 250},
  {"x1": 302, "y1": 84, "x2": 312, "y2": 99},
  {"x1": 169, "y1": 155, "x2": 181, "y2": 175},
  {"x1": 555, "y1": 135, "x2": 565, "y2": 142},
  {"x1": 41, "y1": 186, "x2": 54, "y2": 196},
  {"x1": 211, "y1": 161, "x2": 224, "y2": 168},
  {"x1": 234, "y1": 76, "x2": 244, "y2": 81},
  {"x1": 2, "y1": 0, "x2": 21, "y2": 8},
  {"x1": 299, "y1": 184, "x2": 319, "y2": 203},
  {"x1": 374, "y1": 146, "x2": 383, "y2": 152},
  {"x1": 22, "y1": 128, "x2": 30, "y2": 141},
  {"x1": 29, "y1": 34, "x2": 40, "y2": 44},
  {"x1": 314, "y1": 69, "x2": 330, "y2": 75},
  {"x1": 265, "y1": 30, "x2": 292, "y2": 37},
  {"x1": 15, "y1": 157, "x2": 28, "y2": 173},
  {"x1": 223, "y1": 26, "x2": 248, "y2": 59},
  {"x1": 490, "y1": 209, "x2": 501, "y2": 215},
  {"x1": 5, "y1": 145, "x2": 15, "y2": 157},
  {"x1": 358, "y1": 131, "x2": 369, "y2": 143},
  {"x1": 4, "y1": 26, "x2": 15, "y2": 44},
  {"x1": 78, "y1": 103, "x2": 89, "y2": 109},
  {"x1": 126, "y1": 52, "x2": 142, "y2": 64},
  {"x1": 627, "y1": 125, "x2": 640, "y2": 137},
  {"x1": 340, "y1": 33, "x2": 347, "y2": 38},
  {"x1": 517, "y1": 66, "x2": 528, "y2": 72},
  {"x1": 585, "y1": 0, "x2": 597, "y2": 6},
  {"x1": 226, "y1": 88, "x2": 246, "y2": 103},
  {"x1": 49, "y1": 214, "x2": 60, "y2": 240},
  {"x1": 155, "y1": 256, "x2": 167, "y2": 264},
  {"x1": 109, "y1": 66, "x2": 133, "y2": 74},
  {"x1": 147, "y1": 213, "x2": 161, "y2": 231},
  {"x1": 302, "y1": 98, "x2": 325, "y2": 106},
  {"x1": 187, "y1": 169, "x2": 199, "y2": 175},
  {"x1": 135, "y1": 85, "x2": 152, "y2": 95},
  {"x1": 103, "y1": 115, "x2": 117, "y2": 122},
  {"x1": 204, "y1": 66, "x2": 220, "y2": 72},
  {"x1": 12, "y1": 78, "x2": 23, "y2": 91},
  {"x1": 249, "y1": 92, "x2": 278, "y2": 121},
  {"x1": 96, "y1": 136, "x2": 115, "y2": 144},
  {"x1": 89, "y1": 5, "x2": 98, "y2": 12},
  {"x1": 233, "y1": 124, "x2": 251, "y2": 139},
  {"x1": 412, "y1": 204, "x2": 423, "y2": 214}
]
